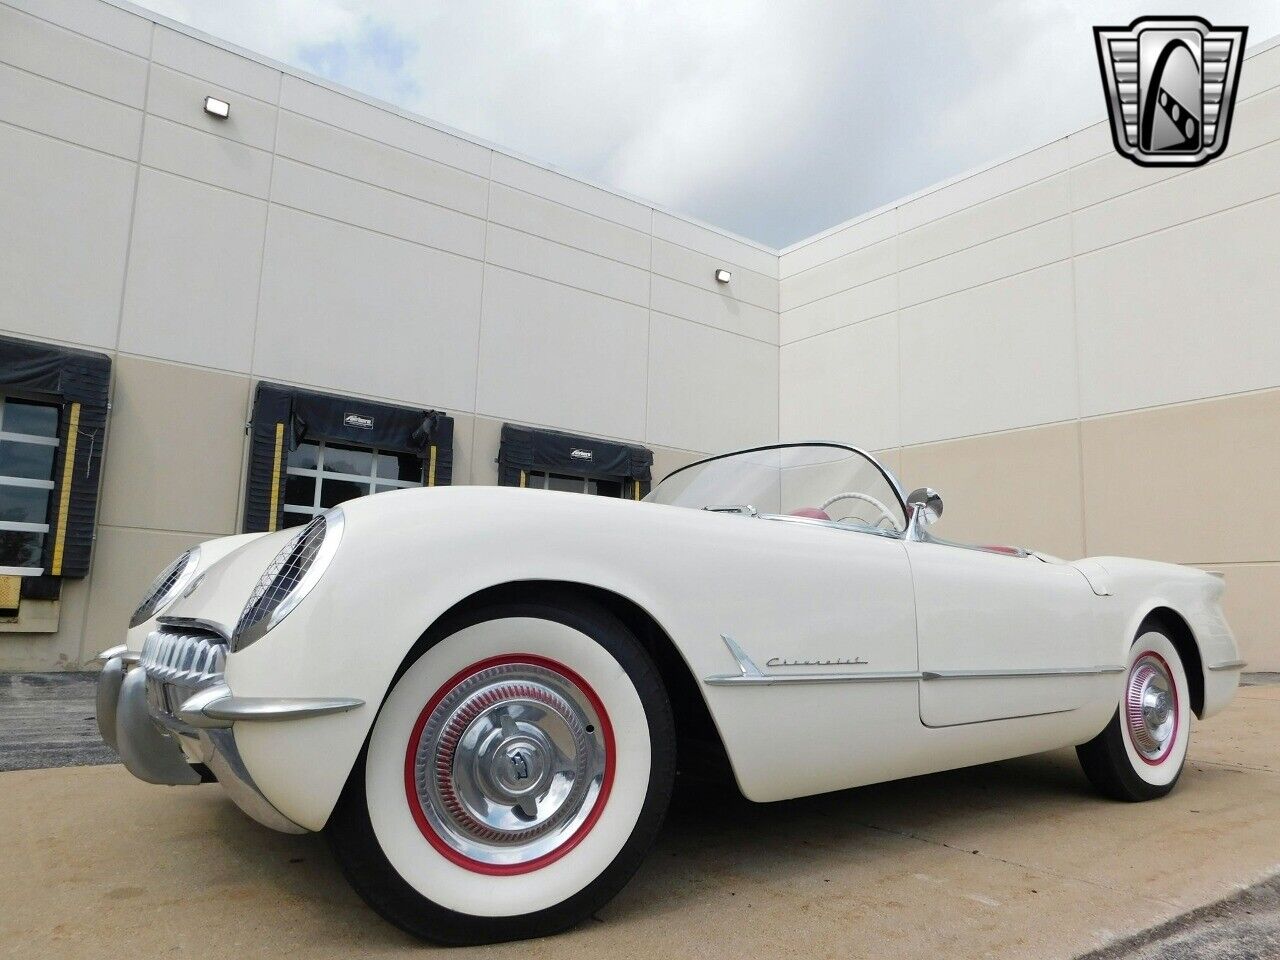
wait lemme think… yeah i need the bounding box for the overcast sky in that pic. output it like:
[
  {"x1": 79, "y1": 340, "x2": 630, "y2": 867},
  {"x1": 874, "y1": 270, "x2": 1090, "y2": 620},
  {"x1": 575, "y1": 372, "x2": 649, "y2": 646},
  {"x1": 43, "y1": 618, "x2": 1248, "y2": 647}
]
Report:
[{"x1": 135, "y1": 2, "x2": 1280, "y2": 248}]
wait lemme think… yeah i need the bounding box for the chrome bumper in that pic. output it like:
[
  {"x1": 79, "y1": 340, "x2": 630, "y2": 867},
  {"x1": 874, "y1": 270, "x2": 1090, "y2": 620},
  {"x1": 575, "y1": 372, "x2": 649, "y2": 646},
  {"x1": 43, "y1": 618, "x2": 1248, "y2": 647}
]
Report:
[{"x1": 95, "y1": 628, "x2": 363, "y2": 835}]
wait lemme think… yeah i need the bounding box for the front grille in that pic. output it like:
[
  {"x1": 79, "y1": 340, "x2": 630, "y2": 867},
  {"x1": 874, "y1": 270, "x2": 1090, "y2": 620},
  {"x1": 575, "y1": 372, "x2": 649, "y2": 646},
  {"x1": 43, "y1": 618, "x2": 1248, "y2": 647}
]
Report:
[
  {"x1": 141, "y1": 629, "x2": 227, "y2": 687},
  {"x1": 141, "y1": 628, "x2": 227, "y2": 722},
  {"x1": 234, "y1": 515, "x2": 327, "y2": 646}
]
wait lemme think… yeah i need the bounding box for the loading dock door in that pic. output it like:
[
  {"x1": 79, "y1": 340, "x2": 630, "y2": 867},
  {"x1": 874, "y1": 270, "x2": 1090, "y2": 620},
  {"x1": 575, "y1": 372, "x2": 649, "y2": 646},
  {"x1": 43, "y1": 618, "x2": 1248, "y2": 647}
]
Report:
[
  {"x1": 243, "y1": 383, "x2": 453, "y2": 532},
  {"x1": 497, "y1": 424, "x2": 652, "y2": 500}
]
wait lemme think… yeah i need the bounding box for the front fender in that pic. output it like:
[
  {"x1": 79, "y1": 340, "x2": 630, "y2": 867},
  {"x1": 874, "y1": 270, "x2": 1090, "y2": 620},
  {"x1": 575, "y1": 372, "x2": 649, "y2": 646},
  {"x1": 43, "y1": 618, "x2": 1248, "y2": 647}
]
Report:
[{"x1": 224, "y1": 490, "x2": 727, "y2": 830}]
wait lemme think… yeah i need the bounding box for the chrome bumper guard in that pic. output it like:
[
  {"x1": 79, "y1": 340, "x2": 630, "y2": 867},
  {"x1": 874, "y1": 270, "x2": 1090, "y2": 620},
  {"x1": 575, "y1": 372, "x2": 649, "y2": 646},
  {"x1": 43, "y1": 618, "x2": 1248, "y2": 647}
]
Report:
[{"x1": 94, "y1": 627, "x2": 363, "y2": 835}]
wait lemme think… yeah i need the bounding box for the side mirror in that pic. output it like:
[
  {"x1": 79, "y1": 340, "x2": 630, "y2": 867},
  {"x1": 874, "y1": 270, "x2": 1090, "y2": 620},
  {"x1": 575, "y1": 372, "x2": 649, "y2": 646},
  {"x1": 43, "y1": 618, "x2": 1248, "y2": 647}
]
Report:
[{"x1": 907, "y1": 487, "x2": 944, "y2": 526}]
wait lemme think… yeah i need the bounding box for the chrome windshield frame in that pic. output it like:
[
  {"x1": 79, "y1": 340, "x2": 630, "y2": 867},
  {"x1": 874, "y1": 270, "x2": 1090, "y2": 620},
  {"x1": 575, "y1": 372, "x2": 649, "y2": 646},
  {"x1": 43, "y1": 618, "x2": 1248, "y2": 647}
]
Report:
[{"x1": 649, "y1": 442, "x2": 910, "y2": 521}]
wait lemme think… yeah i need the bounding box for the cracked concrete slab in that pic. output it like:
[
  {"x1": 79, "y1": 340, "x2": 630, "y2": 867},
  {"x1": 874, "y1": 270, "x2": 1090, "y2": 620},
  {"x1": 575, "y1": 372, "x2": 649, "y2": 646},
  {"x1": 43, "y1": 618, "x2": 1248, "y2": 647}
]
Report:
[{"x1": 1077, "y1": 874, "x2": 1280, "y2": 960}]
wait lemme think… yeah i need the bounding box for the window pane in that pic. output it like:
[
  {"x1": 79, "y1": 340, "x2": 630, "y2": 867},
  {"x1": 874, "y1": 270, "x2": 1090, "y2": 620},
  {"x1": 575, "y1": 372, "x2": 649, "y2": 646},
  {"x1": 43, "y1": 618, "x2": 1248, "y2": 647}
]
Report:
[
  {"x1": 323, "y1": 443, "x2": 373, "y2": 477},
  {"x1": 0, "y1": 440, "x2": 56, "y2": 481},
  {"x1": 376, "y1": 451, "x2": 423, "y2": 484},
  {"x1": 374, "y1": 485, "x2": 405, "y2": 495},
  {"x1": 0, "y1": 485, "x2": 51, "y2": 525},
  {"x1": 545, "y1": 473, "x2": 585, "y2": 493},
  {"x1": 284, "y1": 474, "x2": 316, "y2": 508},
  {"x1": 320, "y1": 477, "x2": 369, "y2": 508},
  {"x1": 3, "y1": 400, "x2": 58, "y2": 438},
  {"x1": 596, "y1": 479, "x2": 623, "y2": 498},
  {"x1": 282, "y1": 509, "x2": 312, "y2": 529},
  {"x1": 0, "y1": 530, "x2": 43, "y2": 569},
  {"x1": 288, "y1": 442, "x2": 320, "y2": 470}
]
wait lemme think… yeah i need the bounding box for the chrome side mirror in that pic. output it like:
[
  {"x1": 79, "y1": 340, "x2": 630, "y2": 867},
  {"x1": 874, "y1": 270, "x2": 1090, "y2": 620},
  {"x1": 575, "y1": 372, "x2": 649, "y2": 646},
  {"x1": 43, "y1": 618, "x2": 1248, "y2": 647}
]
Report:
[{"x1": 907, "y1": 487, "x2": 943, "y2": 526}]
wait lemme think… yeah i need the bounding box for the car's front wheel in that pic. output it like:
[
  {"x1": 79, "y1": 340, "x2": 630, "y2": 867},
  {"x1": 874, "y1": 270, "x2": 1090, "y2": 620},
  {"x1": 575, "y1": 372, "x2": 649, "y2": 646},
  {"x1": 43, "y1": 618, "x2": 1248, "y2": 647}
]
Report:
[
  {"x1": 327, "y1": 596, "x2": 675, "y2": 945},
  {"x1": 1076, "y1": 625, "x2": 1191, "y2": 801}
]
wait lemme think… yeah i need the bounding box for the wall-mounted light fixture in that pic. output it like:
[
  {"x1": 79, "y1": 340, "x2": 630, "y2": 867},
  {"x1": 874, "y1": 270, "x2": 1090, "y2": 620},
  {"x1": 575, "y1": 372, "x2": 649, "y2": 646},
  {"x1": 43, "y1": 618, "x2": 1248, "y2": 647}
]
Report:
[
  {"x1": 203, "y1": 96, "x2": 231, "y2": 119},
  {"x1": 714, "y1": 268, "x2": 732, "y2": 283}
]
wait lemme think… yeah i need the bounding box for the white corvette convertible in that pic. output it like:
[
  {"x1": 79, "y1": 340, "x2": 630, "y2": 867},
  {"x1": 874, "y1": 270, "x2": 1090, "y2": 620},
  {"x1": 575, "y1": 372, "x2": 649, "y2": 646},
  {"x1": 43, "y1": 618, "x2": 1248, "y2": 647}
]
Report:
[{"x1": 95, "y1": 443, "x2": 1243, "y2": 944}]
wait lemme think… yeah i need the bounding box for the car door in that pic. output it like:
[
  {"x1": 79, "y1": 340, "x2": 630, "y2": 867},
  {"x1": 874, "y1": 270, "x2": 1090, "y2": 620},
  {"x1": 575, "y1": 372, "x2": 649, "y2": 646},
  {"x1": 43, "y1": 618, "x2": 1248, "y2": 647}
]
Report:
[{"x1": 905, "y1": 539, "x2": 1110, "y2": 727}]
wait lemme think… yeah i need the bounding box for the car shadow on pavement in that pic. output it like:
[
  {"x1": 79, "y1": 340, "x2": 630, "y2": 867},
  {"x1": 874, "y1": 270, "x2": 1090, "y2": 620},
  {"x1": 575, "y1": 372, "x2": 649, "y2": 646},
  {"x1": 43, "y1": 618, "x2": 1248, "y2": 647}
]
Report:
[{"x1": 176, "y1": 746, "x2": 1098, "y2": 949}]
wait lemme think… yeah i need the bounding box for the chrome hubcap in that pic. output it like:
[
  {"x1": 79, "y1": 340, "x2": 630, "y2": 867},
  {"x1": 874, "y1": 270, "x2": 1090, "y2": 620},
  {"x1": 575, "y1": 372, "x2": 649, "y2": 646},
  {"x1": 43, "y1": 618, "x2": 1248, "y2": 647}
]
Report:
[
  {"x1": 411, "y1": 661, "x2": 608, "y2": 867},
  {"x1": 1125, "y1": 654, "x2": 1177, "y2": 759}
]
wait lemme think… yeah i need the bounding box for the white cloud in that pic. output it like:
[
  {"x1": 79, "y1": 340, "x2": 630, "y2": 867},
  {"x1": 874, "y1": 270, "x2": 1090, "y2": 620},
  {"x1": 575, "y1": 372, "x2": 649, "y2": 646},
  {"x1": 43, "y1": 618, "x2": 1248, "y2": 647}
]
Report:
[{"x1": 135, "y1": 1, "x2": 1280, "y2": 246}]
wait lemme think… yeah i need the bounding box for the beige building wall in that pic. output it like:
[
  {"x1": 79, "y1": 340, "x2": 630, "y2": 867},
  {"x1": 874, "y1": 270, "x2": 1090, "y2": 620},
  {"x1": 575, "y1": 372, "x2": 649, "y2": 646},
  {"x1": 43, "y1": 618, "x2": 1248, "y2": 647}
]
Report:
[
  {"x1": 780, "y1": 38, "x2": 1280, "y2": 669},
  {"x1": 0, "y1": 0, "x2": 778, "y2": 669}
]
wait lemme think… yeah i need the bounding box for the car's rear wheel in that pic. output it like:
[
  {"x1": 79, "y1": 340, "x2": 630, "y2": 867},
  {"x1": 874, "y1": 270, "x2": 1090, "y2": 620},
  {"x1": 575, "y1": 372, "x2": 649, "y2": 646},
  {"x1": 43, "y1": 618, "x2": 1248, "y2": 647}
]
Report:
[
  {"x1": 327, "y1": 596, "x2": 675, "y2": 945},
  {"x1": 1076, "y1": 626, "x2": 1191, "y2": 801}
]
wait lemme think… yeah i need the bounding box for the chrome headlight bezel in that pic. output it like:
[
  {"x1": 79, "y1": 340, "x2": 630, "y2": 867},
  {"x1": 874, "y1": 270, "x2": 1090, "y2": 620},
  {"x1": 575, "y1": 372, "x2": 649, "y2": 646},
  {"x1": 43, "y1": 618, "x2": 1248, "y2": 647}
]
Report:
[
  {"x1": 231, "y1": 507, "x2": 345, "y2": 652},
  {"x1": 129, "y1": 546, "x2": 202, "y2": 628}
]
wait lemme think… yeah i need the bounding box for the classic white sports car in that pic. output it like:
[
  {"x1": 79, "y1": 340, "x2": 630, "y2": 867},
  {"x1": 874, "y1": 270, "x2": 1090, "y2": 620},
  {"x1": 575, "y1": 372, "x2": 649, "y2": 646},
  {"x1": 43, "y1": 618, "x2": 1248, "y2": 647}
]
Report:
[{"x1": 95, "y1": 443, "x2": 1244, "y2": 944}]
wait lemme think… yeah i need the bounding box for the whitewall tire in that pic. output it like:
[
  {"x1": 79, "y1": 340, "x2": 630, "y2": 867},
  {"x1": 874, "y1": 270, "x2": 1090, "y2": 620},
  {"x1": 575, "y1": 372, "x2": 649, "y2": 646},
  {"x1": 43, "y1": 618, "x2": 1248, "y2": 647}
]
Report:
[
  {"x1": 1077, "y1": 627, "x2": 1191, "y2": 801},
  {"x1": 327, "y1": 595, "x2": 675, "y2": 945}
]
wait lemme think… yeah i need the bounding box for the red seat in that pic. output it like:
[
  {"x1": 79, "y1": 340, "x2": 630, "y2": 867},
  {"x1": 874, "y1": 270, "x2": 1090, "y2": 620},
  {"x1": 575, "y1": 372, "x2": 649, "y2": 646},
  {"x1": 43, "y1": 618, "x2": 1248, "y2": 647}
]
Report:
[{"x1": 789, "y1": 506, "x2": 831, "y2": 521}]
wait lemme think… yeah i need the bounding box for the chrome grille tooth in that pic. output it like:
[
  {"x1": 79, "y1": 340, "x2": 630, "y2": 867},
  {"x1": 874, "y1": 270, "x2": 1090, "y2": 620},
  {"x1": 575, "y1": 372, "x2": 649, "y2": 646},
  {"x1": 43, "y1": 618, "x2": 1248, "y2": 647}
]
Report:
[{"x1": 140, "y1": 627, "x2": 230, "y2": 728}]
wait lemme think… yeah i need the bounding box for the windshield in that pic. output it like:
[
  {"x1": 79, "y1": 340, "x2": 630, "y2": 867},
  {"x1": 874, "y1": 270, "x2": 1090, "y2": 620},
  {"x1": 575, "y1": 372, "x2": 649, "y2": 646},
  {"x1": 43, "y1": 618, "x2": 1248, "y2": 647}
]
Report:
[{"x1": 646, "y1": 444, "x2": 907, "y2": 533}]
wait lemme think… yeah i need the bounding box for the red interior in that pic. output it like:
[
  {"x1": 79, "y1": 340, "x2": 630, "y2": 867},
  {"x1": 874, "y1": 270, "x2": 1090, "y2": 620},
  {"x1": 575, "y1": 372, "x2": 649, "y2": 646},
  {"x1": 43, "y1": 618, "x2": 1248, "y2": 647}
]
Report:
[{"x1": 788, "y1": 506, "x2": 831, "y2": 521}]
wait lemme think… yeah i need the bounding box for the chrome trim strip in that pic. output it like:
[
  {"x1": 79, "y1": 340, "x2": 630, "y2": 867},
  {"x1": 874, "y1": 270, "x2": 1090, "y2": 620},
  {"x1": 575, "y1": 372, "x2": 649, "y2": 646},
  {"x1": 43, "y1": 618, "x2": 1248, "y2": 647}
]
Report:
[
  {"x1": 91, "y1": 644, "x2": 128, "y2": 664},
  {"x1": 157, "y1": 615, "x2": 233, "y2": 644},
  {"x1": 206, "y1": 696, "x2": 365, "y2": 722},
  {"x1": 705, "y1": 670, "x2": 925, "y2": 687},
  {"x1": 702, "y1": 637, "x2": 1125, "y2": 688},
  {"x1": 1207, "y1": 659, "x2": 1247, "y2": 671},
  {"x1": 717, "y1": 633, "x2": 765, "y2": 680},
  {"x1": 177, "y1": 682, "x2": 364, "y2": 727},
  {"x1": 703, "y1": 634, "x2": 921, "y2": 686},
  {"x1": 702, "y1": 504, "x2": 759, "y2": 517},
  {"x1": 920, "y1": 666, "x2": 1126, "y2": 680}
]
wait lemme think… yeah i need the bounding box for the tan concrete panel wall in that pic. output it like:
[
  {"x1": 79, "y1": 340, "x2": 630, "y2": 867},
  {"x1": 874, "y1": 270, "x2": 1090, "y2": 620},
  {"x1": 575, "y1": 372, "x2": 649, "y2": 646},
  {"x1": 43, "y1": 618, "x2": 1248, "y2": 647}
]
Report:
[
  {"x1": 99, "y1": 356, "x2": 250, "y2": 536},
  {"x1": 650, "y1": 447, "x2": 707, "y2": 486},
  {"x1": 1198, "y1": 562, "x2": 1280, "y2": 671},
  {"x1": 896, "y1": 422, "x2": 1086, "y2": 561},
  {"x1": 0, "y1": 576, "x2": 90, "y2": 671},
  {"x1": 81, "y1": 526, "x2": 206, "y2": 663},
  {"x1": 1080, "y1": 389, "x2": 1280, "y2": 565}
]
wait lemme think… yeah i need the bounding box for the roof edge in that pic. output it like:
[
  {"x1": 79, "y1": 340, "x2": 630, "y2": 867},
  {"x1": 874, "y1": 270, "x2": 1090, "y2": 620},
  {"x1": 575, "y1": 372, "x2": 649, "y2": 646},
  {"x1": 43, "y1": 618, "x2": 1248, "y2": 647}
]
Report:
[
  {"x1": 100, "y1": 0, "x2": 778, "y2": 258},
  {"x1": 779, "y1": 28, "x2": 1280, "y2": 256},
  {"x1": 76, "y1": 1, "x2": 1280, "y2": 259}
]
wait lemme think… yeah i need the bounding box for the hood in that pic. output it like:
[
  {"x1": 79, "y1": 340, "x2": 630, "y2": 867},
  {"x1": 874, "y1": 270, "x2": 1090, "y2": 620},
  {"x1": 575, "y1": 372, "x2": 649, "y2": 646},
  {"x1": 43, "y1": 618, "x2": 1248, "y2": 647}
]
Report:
[{"x1": 159, "y1": 527, "x2": 300, "y2": 638}]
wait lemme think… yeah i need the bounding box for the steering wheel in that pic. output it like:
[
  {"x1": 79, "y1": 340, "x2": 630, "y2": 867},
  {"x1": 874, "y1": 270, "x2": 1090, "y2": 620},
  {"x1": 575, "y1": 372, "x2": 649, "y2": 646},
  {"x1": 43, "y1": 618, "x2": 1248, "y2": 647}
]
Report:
[{"x1": 821, "y1": 491, "x2": 901, "y2": 531}]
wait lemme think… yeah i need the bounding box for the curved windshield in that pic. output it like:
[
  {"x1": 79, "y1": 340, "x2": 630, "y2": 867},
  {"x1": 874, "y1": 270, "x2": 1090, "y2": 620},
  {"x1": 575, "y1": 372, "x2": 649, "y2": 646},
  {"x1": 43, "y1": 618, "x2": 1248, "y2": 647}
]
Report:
[{"x1": 646, "y1": 444, "x2": 907, "y2": 533}]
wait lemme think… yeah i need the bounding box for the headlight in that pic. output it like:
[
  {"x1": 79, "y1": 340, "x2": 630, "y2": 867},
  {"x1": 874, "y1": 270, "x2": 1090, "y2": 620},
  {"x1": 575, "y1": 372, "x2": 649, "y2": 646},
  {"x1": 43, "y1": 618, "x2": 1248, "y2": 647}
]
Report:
[
  {"x1": 129, "y1": 547, "x2": 201, "y2": 627},
  {"x1": 232, "y1": 508, "x2": 344, "y2": 652}
]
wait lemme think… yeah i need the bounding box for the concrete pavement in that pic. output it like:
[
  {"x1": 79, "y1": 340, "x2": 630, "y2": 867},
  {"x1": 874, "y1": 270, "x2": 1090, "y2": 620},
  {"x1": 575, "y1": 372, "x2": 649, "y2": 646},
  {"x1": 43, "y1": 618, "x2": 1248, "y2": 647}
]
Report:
[
  {"x1": 0, "y1": 674, "x2": 115, "y2": 771},
  {"x1": 1, "y1": 682, "x2": 1277, "y2": 959}
]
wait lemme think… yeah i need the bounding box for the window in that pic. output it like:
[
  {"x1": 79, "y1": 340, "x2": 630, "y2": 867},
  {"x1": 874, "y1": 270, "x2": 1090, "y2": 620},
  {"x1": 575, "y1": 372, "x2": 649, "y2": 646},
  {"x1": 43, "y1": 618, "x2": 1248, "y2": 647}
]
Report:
[
  {"x1": 281, "y1": 439, "x2": 424, "y2": 528},
  {"x1": 0, "y1": 397, "x2": 59, "y2": 575},
  {"x1": 524, "y1": 471, "x2": 625, "y2": 497}
]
